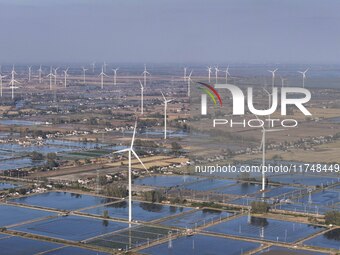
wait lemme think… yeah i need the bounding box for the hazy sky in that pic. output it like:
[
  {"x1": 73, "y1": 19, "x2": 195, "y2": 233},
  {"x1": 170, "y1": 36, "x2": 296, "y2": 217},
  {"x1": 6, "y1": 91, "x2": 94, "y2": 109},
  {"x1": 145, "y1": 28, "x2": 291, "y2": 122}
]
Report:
[{"x1": 0, "y1": 0, "x2": 339, "y2": 64}]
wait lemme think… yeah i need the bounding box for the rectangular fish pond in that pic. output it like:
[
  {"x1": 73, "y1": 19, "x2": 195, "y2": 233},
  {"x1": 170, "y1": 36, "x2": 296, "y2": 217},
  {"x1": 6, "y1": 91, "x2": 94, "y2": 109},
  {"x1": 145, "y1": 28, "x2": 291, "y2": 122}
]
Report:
[
  {"x1": 10, "y1": 191, "x2": 116, "y2": 211},
  {"x1": 204, "y1": 216, "x2": 325, "y2": 243},
  {"x1": 81, "y1": 200, "x2": 192, "y2": 222},
  {"x1": 12, "y1": 215, "x2": 129, "y2": 241},
  {"x1": 139, "y1": 234, "x2": 261, "y2": 255}
]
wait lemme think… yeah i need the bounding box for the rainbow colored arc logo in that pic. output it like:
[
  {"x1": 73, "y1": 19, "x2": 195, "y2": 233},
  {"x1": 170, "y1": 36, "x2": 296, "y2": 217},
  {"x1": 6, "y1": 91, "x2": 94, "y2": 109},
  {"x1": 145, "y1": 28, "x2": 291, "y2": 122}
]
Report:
[{"x1": 196, "y1": 82, "x2": 223, "y2": 106}]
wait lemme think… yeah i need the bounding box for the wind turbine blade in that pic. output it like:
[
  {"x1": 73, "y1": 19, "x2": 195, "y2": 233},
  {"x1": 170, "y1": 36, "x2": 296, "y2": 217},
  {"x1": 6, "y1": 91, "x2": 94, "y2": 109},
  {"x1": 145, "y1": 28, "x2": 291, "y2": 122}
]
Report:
[
  {"x1": 130, "y1": 121, "x2": 137, "y2": 149},
  {"x1": 131, "y1": 150, "x2": 148, "y2": 172},
  {"x1": 161, "y1": 91, "x2": 166, "y2": 101},
  {"x1": 113, "y1": 148, "x2": 130, "y2": 154},
  {"x1": 139, "y1": 80, "x2": 143, "y2": 88},
  {"x1": 265, "y1": 129, "x2": 286, "y2": 132}
]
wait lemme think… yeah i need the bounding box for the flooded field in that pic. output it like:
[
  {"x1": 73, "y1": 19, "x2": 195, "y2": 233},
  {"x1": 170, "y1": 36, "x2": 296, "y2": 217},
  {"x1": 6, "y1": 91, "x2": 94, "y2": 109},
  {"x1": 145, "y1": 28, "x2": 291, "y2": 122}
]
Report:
[
  {"x1": 10, "y1": 192, "x2": 116, "y2": 210},
  {"x1": 81, "y1": 200, "x2": 191, "y2": 222},
  {"x1": 204, "y1": 216, "x2": 324, "y2": 243},
  {"x1": 139, "y1": 234, "x2": 261, "y2": 255}
]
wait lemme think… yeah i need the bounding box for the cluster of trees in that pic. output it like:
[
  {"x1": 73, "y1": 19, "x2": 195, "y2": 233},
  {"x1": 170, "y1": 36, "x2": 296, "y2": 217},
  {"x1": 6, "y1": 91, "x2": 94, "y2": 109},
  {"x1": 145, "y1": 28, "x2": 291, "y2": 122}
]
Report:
[
  {"x1": 103, "y1": 185, "x2": 127, "y2": 198},
  {"x1": 142, "y1": 190, "x2": 165, "y2": 203},
  {"x1": 325, "y1": 211, "x2": 340, "y2": 226},
  {"x1": 251, "y1": 201, "x2": 270, "y2": 213}
]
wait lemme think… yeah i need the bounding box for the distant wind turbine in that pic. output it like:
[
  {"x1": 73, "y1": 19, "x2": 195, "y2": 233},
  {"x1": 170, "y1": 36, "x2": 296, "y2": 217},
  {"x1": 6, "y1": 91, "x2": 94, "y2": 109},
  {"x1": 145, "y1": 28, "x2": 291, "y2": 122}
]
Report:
[
  {"x1": 141, "y1": 65, "x2": 150, "y2": 88},
  {"x1": 98, "y1": 66, "x2": 108, "y2": 89},
  {"x1": 161, "y1": 92, "x2": 173, "y2": 139},
  {"x1": 214, "y1": 66, "x2": 220, "y2": 83},
  {"x1": 47, "y1": 67, "x2": 56, "y2": 90},
  {"x1": 207, "y1": 66, "x2": 212, "y2": 83},
  {"x1": 224, "y1": 66, "x2": 230, "y2": 84},
  {"x1": 103, "y1": 61, "x2": 107, "y2": 72},
  {"x1": 0, "y1": 73, "x2": 7, "y2": 97},
  {"x1": 187, "y1": 70, "x2": 193, "y2": 97},
  {"x1": 27, "y1": 66, "x2": 32, "y2": 82},
  {"x1": 82, "y1": 67, "x2": 88, "y2": 84},
  {"x1": 267, "y1": 68, "x2": 278, "y2": 88},
  {"x1": 183, "y1": 67, "x2": 187, "y2": 81},
  {"x1": 112, "y1": 68, "x2": 119, "y2": 85},
  {"x1": 63, "y1": 68, "x2": 69, "y2": 88},
  {"x1": 9, "y1": 67, "x2": 20, "y2": 100},
  {"x1": 113, "y1": 121, "x2": 148, "y2": 224},
  {"x1": 53, "y1": 67, "x2": 59, "y2": 86},
  {"x1": 298, "y1": 68, "x2": 309, "y2": 88},
  {"x1": 38, "y1": 65, "x2": 43, "y2": 84},
  {"x1": 91, "y1": 62, "x2": 96, "y2": 72},
  {"x1": 280, "y1": 76, "x2": 287, "y2": 87},
  {"x1": 139, "y1": 80, "x2": 144, "y2": 115}
]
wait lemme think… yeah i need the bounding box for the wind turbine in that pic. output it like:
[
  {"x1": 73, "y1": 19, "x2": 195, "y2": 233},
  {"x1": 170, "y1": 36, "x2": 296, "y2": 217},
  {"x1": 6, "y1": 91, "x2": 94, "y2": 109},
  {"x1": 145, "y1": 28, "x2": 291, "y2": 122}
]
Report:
[
  {"x1": 38, "y1": 65, "x2": 43, "y2": 83},
  {"x1": 27, "y1": 66, "x2": 32, "y2": 82},
  {"x1": 139, "y1": 80, "x2": 144, "y2": 115},
  {"x1": 47, "y1": 67, "x2": 56, "y2": 90},
  {"x1": 224, "y1": 66, "x2": 230, "y2": 84},
  {"x1": 112, "y1": 68, "x2": 119, "y2": 85},
  {"x1": 267, "y1": 68, "x2": 278, "y2": 88},
  {"x1": 91, "y1": 62, "x2": 96, "y2": 72},
  {"x1": 0, "y1": 74, "x2": 6, "y2": 97},
  {"x1": 103, "y1": 61, "x2": 107, "y2": 72},
  {"x1": 113, "y1": 121, "x2": 148, "y2": 224},
  {"x1": 9, "y1": 68, "x2": 20, "y2": 100},
  {"x1": 207, "y1": 66, "x2": 212, "y2": 83},
  {"x1": 187, "y1": 70, "x2": 193, "y2": 97},
  {"x1": 214, "y1": 66, "x2": 220, "y2": 83},
  {"x1": 255, "y1": 115, "x2": 284, "y2": 191},
  {"x1": 63, "y1": 68, "x2": 69, "y2": 88},
  {"x1": 161, "y1": 92, "x2": 173, "y2": 139},
  {"x1": 98, "y1": 66, "x2": 108, "y2": 89},
  {"x1": 53, "y1": 67, "x2": 59, "y2": 86},
  {"x1": 280, "y1": 76, "x2": 287, "y2": 87},
  {"x1": 82, "y1": 67, "x2": 88, "y2": 84},
  {"x1": 141, "y1": 65, "x2": 150, "y2": 88},
  {"x1": 298, "y1": 68, "x2": 309, "y2": 88}
]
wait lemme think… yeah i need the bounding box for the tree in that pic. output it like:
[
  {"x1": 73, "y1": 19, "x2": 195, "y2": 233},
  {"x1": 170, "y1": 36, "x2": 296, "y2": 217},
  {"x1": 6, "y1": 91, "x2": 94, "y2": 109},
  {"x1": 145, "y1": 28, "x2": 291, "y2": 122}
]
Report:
[
  {"x1": 251, "y1": 201, "x2": 270, "y2": 214},
  {"x1": 325, "y1": 211, "x2": 340, "y2": 226},
  {"x1": 30, "y1": 151, "x2": 44, "y2": 161}
]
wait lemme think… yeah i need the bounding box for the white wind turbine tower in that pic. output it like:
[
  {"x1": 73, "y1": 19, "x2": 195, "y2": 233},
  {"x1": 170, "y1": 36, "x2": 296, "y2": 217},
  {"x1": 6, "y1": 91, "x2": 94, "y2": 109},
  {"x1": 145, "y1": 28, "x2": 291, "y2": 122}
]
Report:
[
  {"x1": 82, "y1": 67, "x2": 88, "y2": 84},
  {"x1": 214, "y1": 66, "x2": 220, "y2": 83},
  {"x1": 139, "y1": 80, "x2": 144, "y2": 115},
  {"x1": 98, "y1": 66, "x2": 108, "y2": 89},
  {"x1": 207, "y1": 66, "x2": 212, "y2": 83},
  {"x1": 47, "y1": 67, "x2": 56, "y2": 90},
  {"x1": 183, "y1": 67, "x2": 187, "y2": 81},
  {"x1": 113, "y1": 121, "x2": 148, "y2": 224},
  {"x1": 298, "y1": 68, "x2": 309, "y2": 88},
  {"x1": 187, "y1": 70, "x2": 193, "y2": 97},
  {"x1": 63, "y1": 68, "x2": 69, "y2": 88},
  {"x1": 224, "y1": 66, "x2": 230, "y2": 84},
  {"x1": 53, "y1": 67, "x2": 59, "y2": 86},
  {"x1": 38, "y1": 65, "x2": 43, "y2": 83},
  {"x1": 91, "y1": 62, "x2": 96, "y2": 72},
  {"x1": 256, "y1": 115, "x2": 284, "y2": 191},
  {"x1": 9, "y1": 67, "x2": 20, "y2": 100},
  {"x1": 161, "y1": 92, "x2": 173, "y2": 139},
  {"x1": 112, "y1": 68, "x2": 119, "y2": 85},
  {"x1": 268, "y1": 68, "x2": 278, "y2": 88},
  {"x1": 141, "y1": 65, "x2": 150, "y2": 88},
  {"x1": 0, "y1": 73, "x2": 7, "y2": 97},
  {"x1": 27, "y1": 66, "x2": 32, "y2": 82}
]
